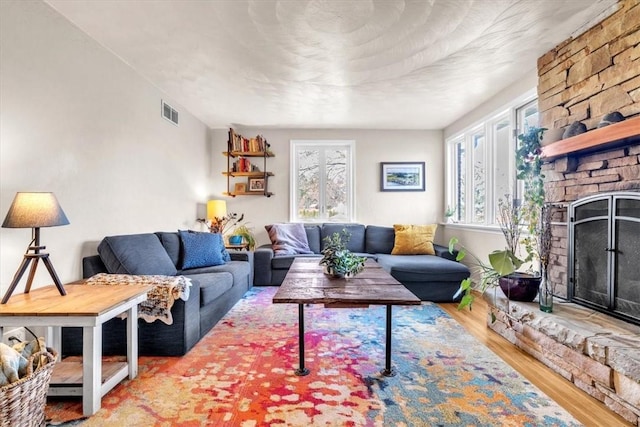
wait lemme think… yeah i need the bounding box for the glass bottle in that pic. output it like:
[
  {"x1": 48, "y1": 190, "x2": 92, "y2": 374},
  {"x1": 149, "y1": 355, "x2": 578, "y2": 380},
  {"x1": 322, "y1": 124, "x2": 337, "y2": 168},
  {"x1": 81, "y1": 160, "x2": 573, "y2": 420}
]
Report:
[{"x1": 539, "y1": 266, "x2": 553, "y2": 313}]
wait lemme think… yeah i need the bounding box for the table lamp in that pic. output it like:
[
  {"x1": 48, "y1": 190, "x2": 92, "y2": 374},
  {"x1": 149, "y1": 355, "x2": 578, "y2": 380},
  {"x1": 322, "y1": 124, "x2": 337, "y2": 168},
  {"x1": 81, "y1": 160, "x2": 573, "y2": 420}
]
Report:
[
  {"x1": 207, "y1": 200, "x2": 227, "y2": 233},
  {"x1": 1, "y1": 192, "x2": 70, "y2": 304}
]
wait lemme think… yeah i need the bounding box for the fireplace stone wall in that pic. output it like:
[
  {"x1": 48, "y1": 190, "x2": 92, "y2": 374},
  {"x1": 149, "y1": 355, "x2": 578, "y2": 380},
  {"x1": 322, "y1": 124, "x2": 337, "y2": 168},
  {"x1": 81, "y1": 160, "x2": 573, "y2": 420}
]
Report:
[
  {"x1": 536, "y1": 0, "x2": 640, "y2": 300},
  {"x1": 485, "y1": 1, "x2": 640, "y2": 424}
]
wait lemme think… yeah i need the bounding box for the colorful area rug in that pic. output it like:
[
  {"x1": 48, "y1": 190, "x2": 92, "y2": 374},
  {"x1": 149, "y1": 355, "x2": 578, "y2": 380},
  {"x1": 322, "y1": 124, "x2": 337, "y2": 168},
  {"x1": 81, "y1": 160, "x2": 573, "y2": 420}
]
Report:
[{"x1": 46, "y1": 287, "x2": 580, "y2": 426}]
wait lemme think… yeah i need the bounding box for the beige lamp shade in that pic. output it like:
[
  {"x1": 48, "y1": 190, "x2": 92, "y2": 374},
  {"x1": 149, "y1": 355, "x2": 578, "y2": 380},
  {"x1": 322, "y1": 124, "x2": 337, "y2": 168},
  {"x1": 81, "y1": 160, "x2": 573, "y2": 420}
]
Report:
[
  {"x1": 207, "y1": 200, "x2": 227, "y2": 220},
  {"x1": 2, "y1": 192, "x2": 69, "y2": 228}
]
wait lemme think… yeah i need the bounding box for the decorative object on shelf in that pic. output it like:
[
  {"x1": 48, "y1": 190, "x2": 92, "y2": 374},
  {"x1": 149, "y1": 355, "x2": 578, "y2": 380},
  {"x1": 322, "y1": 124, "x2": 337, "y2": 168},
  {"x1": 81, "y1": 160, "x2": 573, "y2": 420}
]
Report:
[
  {"x1": 248, "y1": 178, "x2": 265, "y2": 192},
  {"x1": 597, "y1": 111, "x2": 625, "y2": 128},
  {"x1": 223, "y1": 128, "x2": 274, "y2": 197},
  {"x1": 1, "y1": 192, "x2": 69, "y2": 304},
  {"x1": 197, "y1": 200, "x2": 244, "y2": 235},
  {"x1": 562, "y1": 121, "x2": 587, "y2": 139},
  {"x1": 540, "y1": 127, "x2": 565, "y2": 145},
  {"x1": 319, "y1": 230, "x2": 366, "y2": 278},
  {"x1": 380, "y1": 162, "x2": 425, "y2": 192}
]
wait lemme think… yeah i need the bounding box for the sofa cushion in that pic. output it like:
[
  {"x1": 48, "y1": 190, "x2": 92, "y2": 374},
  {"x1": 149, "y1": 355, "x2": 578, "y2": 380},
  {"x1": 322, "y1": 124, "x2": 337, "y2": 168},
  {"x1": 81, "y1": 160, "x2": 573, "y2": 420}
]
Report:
[
  {"x1": 375, "y1": 254, "x2": 470, "y2": 282},
  {"x1": 321, "y1": 223, "x2": 365, "y2": 253},
  {"x1": 391, "y1": 224, "x2": 437, "y2": 255},
  {"x1": 180, "y1": 260, "x2": 250, "y2": 289},
  {"x1": 304, "y1": 225, "x2": 322, "y2": 254},
  {"x1": 156, "y1": 232, "x2": 181, "y2": 267},
  {"x1": 179, "y1": 230, "x2": 227, "y2": 269},
  {"x1": 98, "y1": 233, "x2": 177, "y2": 276},
  {"x1": 182, "y1": 272, "x2": 233, "y2": 307},
  {"x1": 265, "y1": 223, "x2": 314, "y2": 255},
  {"x1": 365, "y1": 225, "x2": 395, "y2": 254}
]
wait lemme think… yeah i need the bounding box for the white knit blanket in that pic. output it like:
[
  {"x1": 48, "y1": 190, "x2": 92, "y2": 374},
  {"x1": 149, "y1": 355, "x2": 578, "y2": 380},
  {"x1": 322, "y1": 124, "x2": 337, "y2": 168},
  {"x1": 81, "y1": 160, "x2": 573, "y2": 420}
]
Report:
[{"x1": 86, "y1": 273, "x2": 191, "y2": 325}]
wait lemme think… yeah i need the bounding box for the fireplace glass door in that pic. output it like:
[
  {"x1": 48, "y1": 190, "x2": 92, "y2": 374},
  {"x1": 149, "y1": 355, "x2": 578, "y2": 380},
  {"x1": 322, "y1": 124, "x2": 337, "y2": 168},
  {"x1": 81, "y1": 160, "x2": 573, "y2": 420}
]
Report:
[{"x1": 569, "y1": 192, "x2": 640, "y2": 325}]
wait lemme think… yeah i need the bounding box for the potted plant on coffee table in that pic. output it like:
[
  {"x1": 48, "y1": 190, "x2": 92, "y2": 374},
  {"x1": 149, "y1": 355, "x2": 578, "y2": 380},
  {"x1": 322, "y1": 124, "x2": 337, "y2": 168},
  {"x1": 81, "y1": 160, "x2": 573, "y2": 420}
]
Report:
[{"x1": 319, "y1": 230, "x2": 366, "y2": 278}]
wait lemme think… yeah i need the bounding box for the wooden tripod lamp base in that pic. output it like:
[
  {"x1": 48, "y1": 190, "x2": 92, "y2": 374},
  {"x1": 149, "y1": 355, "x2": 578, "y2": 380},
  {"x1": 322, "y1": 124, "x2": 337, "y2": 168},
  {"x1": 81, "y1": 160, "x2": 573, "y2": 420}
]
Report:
[{"x1": 1, "y1": 246, "x2": 66, "y2": 304}]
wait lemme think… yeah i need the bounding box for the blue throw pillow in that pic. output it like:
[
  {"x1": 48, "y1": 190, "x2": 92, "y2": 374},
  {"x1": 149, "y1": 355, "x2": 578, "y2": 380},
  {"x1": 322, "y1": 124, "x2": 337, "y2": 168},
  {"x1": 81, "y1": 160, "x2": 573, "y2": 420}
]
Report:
[{"x1": 179, "y1": 230, "x2": 228, "y2": 270}]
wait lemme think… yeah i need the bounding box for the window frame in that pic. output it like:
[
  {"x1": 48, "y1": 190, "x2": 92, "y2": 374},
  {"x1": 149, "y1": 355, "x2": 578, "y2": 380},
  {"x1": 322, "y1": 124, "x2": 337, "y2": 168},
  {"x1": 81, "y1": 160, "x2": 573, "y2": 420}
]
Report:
[
  {"x1": 290, "y1": 139, "x2": 355, "y2": 223},
  {"x1": 445, "y1": 89, "x2": 537, "y2": 229}
]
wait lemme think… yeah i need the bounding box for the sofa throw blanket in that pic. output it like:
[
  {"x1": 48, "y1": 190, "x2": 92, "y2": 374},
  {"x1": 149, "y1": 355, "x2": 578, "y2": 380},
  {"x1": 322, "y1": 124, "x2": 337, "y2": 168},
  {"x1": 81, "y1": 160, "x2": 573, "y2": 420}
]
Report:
[{"x1": 86, "y1": 273, "x2": 191, "y2": 325}]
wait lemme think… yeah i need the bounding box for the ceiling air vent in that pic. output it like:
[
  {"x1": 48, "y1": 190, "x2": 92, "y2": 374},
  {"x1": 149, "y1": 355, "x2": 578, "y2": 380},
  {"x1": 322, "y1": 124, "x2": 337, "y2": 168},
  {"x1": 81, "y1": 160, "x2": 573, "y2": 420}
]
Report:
[{"x1": 162, "y1": 100, "x2": 179, "y2": 126}]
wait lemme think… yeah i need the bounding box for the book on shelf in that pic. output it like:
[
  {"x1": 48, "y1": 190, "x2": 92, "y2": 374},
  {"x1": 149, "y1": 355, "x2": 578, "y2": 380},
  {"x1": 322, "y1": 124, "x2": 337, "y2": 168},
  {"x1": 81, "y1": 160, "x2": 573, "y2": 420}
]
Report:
[
  {"x1": 230, "y1": 131, "x2": 268, "y2": 153},
  {"x1": 231, "y1": 158, "x2": 261, "y2": 173}
]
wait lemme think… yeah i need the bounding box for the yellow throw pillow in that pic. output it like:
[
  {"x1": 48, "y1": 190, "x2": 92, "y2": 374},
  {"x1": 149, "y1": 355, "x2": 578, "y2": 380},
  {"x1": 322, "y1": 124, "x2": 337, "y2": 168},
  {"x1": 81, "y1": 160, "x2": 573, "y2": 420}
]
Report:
[{"x1": 391, "y1": 224, "x2": 437, "y2": 255}]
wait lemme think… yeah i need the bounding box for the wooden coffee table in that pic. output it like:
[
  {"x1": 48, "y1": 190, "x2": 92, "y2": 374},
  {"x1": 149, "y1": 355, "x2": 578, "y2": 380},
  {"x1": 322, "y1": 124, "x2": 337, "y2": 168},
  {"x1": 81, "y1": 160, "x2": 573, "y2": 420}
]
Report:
[
  {"x1": 273, "y1": 258, "x2": 421, "y2": 376},
  {"x1": 0, "y1": 283, "x2": 151, "y2": 416}
]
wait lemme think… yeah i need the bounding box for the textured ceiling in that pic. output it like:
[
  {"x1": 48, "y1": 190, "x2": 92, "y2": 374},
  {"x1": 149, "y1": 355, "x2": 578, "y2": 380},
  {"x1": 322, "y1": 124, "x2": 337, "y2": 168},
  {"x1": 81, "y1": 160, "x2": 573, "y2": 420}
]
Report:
[{"x1": 45, "y1": 0, "x2": 618, "y2": 130}]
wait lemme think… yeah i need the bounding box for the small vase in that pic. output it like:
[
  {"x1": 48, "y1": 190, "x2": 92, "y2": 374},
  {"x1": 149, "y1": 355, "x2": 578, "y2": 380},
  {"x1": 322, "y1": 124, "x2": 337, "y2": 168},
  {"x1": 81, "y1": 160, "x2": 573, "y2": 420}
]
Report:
[{"x1": 539, "y1": 267, "x2": 553, "y2": 313}]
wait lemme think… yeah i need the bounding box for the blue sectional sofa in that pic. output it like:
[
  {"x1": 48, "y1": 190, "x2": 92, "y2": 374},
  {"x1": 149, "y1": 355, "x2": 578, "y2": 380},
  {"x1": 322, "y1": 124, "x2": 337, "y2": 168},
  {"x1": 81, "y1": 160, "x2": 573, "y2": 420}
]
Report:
[
  {"x1": 254, "y1": 223, "x2": 470, "y2": 302},
  {"x1": 62, "y1": 231, "x2": 251, "y2": 357}
]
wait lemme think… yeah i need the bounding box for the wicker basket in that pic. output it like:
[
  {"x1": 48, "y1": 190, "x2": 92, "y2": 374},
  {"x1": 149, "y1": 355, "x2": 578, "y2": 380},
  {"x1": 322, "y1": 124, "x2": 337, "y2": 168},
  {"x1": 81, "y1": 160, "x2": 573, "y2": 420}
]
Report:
[{"x1": 0, "y1": 348, "x2": 58, "y2": 427}]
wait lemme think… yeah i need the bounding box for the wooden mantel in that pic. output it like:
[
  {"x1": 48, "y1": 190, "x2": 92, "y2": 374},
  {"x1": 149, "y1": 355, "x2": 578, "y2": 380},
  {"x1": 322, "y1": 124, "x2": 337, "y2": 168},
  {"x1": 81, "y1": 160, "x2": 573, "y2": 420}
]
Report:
[{"x1": 541, "y1": 115, "x2": 640, "y2": 160}]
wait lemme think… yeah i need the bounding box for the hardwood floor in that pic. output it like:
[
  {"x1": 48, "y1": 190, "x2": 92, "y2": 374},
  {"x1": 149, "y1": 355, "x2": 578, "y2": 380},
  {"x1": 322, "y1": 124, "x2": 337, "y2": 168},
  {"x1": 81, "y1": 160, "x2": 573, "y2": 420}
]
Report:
[{"x1": 438, "y1": 297, "x2": 633, "y2": 427}]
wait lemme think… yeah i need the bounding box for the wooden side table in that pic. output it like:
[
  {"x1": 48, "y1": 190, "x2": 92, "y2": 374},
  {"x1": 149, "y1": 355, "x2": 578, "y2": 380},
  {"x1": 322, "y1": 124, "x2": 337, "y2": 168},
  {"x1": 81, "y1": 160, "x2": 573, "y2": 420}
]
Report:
[{"x1": 0, "y1": 283, "x2": 151, "y2": 416}]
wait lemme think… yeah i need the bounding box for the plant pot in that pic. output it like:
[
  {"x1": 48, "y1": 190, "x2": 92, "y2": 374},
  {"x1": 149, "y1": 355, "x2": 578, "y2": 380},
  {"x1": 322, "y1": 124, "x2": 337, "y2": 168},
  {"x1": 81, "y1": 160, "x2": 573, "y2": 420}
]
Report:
[
  {"x1": 498, "y1": 272, "x2": 541, "y2": 302},
  {"x1": 228, "y1": 235, "x2": 243, "y2": 245}
]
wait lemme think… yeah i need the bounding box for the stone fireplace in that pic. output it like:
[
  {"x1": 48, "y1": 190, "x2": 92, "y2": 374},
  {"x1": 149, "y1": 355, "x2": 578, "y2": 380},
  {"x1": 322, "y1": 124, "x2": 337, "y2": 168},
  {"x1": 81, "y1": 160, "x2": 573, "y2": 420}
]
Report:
[{"x1": 487, "y1": 1, "x2": 640, "y2": 424}]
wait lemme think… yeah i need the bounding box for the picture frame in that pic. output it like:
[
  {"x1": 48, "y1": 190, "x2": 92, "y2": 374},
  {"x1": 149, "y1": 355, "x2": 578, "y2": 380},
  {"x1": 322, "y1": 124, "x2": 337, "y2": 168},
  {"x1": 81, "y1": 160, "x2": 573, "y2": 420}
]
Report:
[
  {"x1": 380, "y1": 162, "x2": 425, "y2": 192},
  {"x1": 248, "y1": 177, "x2": 265, "y2": 192},
  {"x1": 234, "y1": 182, "x2": 247, "y2": 193}
]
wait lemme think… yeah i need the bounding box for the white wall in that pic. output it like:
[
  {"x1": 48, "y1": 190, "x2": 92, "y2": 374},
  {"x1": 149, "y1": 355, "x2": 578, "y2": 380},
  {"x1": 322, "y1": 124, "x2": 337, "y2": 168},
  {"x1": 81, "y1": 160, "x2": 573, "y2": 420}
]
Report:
[
  {"x1": 0, "y1": 0, "x2": 213, "y2": 294},
  {"x1": 211, "y1": 128, "x2": 445, "y2": 246}
]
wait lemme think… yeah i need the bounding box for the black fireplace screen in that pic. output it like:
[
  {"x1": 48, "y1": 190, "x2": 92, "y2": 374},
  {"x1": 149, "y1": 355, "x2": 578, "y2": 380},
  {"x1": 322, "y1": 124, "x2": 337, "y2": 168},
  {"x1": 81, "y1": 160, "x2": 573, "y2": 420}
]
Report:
[{"x1": 570, "y1": 193, "x2": 640, "y2": 325}]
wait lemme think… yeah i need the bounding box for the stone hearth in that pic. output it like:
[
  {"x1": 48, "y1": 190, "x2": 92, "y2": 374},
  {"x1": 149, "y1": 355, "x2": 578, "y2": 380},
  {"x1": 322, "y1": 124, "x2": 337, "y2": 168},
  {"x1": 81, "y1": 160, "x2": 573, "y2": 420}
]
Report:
[{"x1": 487, "y1": 292, "x2": 640, "y2": 425}]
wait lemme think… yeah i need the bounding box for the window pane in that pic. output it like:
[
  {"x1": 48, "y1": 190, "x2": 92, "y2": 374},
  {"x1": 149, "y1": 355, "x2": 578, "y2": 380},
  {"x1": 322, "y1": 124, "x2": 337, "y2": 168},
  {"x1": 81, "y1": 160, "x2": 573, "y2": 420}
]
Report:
[
  {"x1": 291, "y1": 141, "x2": 354, "y2": 223},
  {"x1": 472, "y1": 132, "x2": 485, "y2": 223},
  {"x1": 493, "y1": 118, "x2": 512, "y2": 223},
  {"x1": 297, "y1": 149, "x2": 320, "y2": 220},
  {"x1": 325, "y1": 148, "x2": 348, "y2": 220},
  {"x1": 455, "y1": 140, "x2": 466, "y2": 222}
]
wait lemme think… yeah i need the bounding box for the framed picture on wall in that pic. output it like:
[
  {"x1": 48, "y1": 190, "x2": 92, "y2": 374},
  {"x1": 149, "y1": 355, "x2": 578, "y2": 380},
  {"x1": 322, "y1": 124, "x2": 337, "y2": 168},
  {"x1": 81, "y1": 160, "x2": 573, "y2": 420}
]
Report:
[
  {"x1": 248, "y1": 178, "x2": 265, "y2": 192},
  {"x1": 234, "y1": 183, "x2": 247, "y2": 193},
  {"x1": 380, "y1": 162, "x2": 425, "y2": 191}
]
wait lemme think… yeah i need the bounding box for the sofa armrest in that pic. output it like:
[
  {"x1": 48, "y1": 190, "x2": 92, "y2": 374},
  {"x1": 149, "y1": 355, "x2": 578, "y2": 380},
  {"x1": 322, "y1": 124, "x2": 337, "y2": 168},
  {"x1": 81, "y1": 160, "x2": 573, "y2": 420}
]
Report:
[
  {"x1": 82, "y1": 255, "x2": 108, "y2": 278},
  {"x1": 434, "y1": 243, "x2": 458, "y2": 261},
  {"x1": 253, "y1": 244, "x2": 274, "y2": 285}
]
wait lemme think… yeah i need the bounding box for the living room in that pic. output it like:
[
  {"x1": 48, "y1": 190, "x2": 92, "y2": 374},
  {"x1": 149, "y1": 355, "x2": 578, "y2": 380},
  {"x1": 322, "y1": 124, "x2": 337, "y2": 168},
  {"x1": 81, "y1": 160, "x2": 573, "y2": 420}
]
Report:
[{"x1": 1, "y1": 0, "x2": 639, "y2": 426}]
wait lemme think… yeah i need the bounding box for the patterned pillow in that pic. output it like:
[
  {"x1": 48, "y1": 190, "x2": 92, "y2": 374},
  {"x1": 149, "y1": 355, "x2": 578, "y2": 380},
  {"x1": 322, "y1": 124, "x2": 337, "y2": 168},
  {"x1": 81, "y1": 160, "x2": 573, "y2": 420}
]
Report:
[
  {"x1": 265, "y1": 223, "x2": 314, "y2": 256},
  {"x1": 391, "y1": 224, "x2": 437, "y2": 255},
  {"x1": 179, "y1": 230, "x2": 228, "y2": 269}
]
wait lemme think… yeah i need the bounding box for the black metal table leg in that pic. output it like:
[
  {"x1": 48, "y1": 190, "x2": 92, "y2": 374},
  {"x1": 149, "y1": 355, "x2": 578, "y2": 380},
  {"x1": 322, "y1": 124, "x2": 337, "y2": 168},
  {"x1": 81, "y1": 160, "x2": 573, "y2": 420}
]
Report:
[
  {"x1": 381, "y1": 304, "x2": 396, "y2": 377},
  {"x1": 295, "y1": 303, "x2": 310, "y2": 376}
]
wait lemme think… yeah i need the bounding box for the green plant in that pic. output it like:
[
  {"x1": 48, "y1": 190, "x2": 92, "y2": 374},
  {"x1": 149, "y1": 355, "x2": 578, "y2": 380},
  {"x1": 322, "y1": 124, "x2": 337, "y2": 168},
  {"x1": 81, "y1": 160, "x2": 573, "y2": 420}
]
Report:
[
  {"x1": 451, "y1": 126, "x2": 549, "y2": 310},
  {"x1": 231, "y1": 224, "x2": 256, "y2": 250},
  {"x1": 451, "y1": 195, "x2": 533, "y2": 308},
  {"x1": 516, "y1": 126, "x2": 546, "y2": 264},
  {"x1": 319, "y1": 230, "x2": 366, "y2": 277}
]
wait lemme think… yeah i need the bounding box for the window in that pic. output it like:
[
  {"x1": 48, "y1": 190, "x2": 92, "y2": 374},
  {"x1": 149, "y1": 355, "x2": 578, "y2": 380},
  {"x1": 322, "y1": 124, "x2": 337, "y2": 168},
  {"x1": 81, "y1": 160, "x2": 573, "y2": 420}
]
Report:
[
  {"x1": 290, "y1": 140, "x2": 354, "y2": 223},
  {"x1": 446, "y1": 93, "x2": 538, "y2": 226}
]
